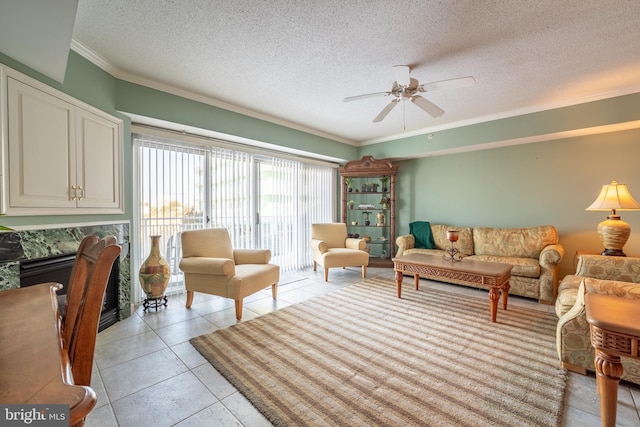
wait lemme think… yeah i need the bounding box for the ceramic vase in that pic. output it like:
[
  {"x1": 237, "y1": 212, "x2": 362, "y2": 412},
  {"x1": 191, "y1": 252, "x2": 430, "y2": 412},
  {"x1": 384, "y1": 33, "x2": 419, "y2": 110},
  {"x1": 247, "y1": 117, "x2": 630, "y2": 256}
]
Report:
[{"x1": 139, "y1": 235, "x2": 170, "y2": 299}]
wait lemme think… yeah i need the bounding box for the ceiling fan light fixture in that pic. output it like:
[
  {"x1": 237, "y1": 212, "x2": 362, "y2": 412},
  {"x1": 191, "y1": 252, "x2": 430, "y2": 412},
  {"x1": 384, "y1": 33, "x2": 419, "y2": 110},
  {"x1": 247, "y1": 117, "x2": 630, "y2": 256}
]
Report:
[{"x1": 345, "y1": 66, "x2": 475, "y2": 123}]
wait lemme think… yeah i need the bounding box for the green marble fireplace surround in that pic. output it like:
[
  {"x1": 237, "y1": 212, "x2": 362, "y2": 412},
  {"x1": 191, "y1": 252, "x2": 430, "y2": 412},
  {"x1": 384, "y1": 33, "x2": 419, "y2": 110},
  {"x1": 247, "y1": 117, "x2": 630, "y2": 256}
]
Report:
[{"x1": 0, "y1": 222, "x2": 131, "y2": 320}]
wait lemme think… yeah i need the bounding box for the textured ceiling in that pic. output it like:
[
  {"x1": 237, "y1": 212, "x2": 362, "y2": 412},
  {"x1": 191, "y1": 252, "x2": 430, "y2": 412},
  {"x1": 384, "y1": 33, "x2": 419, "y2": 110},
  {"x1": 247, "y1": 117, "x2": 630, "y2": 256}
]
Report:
[{"x1": 71, "y1": 0, "x2": 640, "y2": 144}]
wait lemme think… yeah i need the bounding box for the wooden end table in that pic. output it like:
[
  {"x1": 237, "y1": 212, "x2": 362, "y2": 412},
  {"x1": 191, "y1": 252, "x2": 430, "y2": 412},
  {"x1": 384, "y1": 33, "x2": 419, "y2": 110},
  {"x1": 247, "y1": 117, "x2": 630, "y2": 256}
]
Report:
[
  {"x1": 585, "y1": 293, "x2": 640, "y2": 427},
  {"x1": 392, "y1": 253, "x2": 512, "y2": 322}
]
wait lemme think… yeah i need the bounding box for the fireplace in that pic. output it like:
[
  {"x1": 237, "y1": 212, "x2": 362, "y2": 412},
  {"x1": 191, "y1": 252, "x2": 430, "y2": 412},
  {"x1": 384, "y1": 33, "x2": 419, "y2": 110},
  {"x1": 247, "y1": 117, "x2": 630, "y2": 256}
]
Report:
[{"x1": 20, "y1": 252, "x2": 120, "y2": 331}]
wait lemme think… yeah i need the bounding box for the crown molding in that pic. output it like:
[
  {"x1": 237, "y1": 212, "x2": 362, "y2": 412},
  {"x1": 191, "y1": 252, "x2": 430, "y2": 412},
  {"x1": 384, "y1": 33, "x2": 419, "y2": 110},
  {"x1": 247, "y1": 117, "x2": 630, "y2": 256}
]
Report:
[
  {"x1": 362, "y1": 84, "x2": 640, "y2": 146},
  {"x1": 70, "y1": 39, "x2": 357, "y2": 147}
]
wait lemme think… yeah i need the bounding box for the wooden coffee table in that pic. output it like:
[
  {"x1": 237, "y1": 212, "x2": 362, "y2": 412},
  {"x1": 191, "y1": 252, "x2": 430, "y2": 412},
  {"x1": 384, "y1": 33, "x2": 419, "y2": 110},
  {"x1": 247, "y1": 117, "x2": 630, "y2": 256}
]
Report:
[{"x1": 392, "y1": 253, "x2": 513, "y2": 322}]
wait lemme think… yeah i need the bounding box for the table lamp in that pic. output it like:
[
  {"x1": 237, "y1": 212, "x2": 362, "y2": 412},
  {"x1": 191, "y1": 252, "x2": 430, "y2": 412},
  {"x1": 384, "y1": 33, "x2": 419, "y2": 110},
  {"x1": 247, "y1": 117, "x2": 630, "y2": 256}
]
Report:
[{"x1": 585, "y1": 180, "x2": 640, "y2": 256}]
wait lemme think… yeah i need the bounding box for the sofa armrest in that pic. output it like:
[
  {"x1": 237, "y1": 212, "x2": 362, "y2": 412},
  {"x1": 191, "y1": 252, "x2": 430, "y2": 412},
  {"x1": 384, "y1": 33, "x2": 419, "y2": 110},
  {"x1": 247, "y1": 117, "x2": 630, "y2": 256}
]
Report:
[
  {"x1": 179, "y1": 257, "x2": 235, "y2": 278},
  {"x1": 345, "y1": 238, "x2": 366, "y2": 250},
  {"x1": 311, "y1": 238, "x2": 328, "y2": 253},
  {"x1": 536, "y1": 243, "x2": 565, "y2": 304},
  {"x1": 556, "y1": 279, "x2": 589, "y2": 362},
  {"x1": 234, "y1": 249, "x2": 272, "y2": 264},
  {"x1": 539, "y1": 244, "x2": 564, "y2": 268},
  {"x1": 395, "y1": 234, "x2": 415, "y2": 257}
]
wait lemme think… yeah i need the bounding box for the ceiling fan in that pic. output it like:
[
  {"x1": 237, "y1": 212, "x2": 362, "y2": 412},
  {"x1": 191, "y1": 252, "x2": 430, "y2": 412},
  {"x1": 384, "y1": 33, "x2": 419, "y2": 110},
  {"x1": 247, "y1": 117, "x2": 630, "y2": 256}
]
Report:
[{"x1": 343, "y1": 65, "x2": 475, "y2": 123}]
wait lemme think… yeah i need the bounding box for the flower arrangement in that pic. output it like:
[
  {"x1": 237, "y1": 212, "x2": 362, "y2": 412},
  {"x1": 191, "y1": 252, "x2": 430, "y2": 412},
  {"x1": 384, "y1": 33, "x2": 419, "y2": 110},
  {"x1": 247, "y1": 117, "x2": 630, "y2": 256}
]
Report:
[
  {"x1": 344, "y1": 177, "x2": 354, "y2": 192},
  {"x1": 379, "y1": 196, "x2": 390, "y2": 209},
  {"x1": 379, "y1": 175, "x2": 389, "y2": 191}
]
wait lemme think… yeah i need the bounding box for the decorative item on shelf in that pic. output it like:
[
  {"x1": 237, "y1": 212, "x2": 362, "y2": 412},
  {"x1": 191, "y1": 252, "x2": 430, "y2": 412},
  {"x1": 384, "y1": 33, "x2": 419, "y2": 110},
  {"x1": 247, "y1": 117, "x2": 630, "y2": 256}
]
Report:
[
  {"x1": 351, "y1": 221, "x2": 358, "y2": 226},
  {"x1": 358, "y1": 203, "x2": 376, "y2": 209},
  {"x1": 344, "y1": 177, "x2": 354, "y2": 192},
  {"x1": 372, "y1": 183, "x2": 380, "y2": 192},
  {"x1": 442, "y1": 230, "x2": 463, "y2": 263},
  {"x1": 348, "y1": 200, "x2": 355, "y2": 209},
  {"x1": 586, "y1": 180, "x2": 640, "y2": 256},
  {"x1": 381, "y1": 249, "x2": 389, "y2": 260},
  {"x1": 376, "y1": 211, "x2": 386, "y2": 226},
  {"x1": 379, "y1": 196, "x2": 390, "y2": 209},
  {"x1": 139, "y1": 235, "x2": 170, "y2": 311},
  {"x1": 362, "y1": 211, "x2": 371, "y2": 226},
  {"x1": 380, "y1": 175, "x2": 389, "y2": 192},
  {"x1": 378, "y1": 236, "x2": 388, "y2": 242}
]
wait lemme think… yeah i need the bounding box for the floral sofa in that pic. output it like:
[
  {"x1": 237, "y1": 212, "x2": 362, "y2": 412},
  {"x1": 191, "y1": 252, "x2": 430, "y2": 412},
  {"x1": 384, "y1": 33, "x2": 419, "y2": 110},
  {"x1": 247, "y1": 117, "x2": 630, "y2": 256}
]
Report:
[
  {"x1": 396, "y1": 223, "x2": 564, "y2": 304},
  {"x1": 555, "y1": 254, "x2": 640, "y2": 385}
]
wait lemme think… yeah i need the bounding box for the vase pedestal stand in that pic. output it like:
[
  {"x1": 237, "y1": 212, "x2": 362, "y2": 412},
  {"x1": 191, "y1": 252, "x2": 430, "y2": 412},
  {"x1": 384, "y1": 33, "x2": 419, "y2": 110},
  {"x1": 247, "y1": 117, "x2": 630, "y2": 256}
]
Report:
[{"x1": 143, "y1": 295, "x2": 168, "y2": 312}]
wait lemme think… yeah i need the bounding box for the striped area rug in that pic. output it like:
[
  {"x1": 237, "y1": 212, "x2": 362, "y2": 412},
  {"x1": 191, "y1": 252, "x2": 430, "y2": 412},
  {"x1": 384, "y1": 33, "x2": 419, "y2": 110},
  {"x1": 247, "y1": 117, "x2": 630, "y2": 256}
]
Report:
[{"x1": 190, "y1": 277, "x2": 567, "y2": 426}]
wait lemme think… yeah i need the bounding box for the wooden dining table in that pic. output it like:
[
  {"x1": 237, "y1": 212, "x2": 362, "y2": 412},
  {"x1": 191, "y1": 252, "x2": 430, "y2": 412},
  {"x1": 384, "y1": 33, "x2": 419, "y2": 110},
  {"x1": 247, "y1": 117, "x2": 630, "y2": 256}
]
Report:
[{"x1": 0, "y1": 283, "x2": 96, "y2": 426}]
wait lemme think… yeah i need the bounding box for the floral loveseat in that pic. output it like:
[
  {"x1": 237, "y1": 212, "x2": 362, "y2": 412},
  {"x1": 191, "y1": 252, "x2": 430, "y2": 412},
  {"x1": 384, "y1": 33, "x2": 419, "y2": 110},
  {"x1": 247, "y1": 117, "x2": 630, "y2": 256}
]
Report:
[
  {"x1": 396, "y1": 223, "x2": 564, "y2": 304},
  {"x1": 555, "y1": 254, "x2": 640, "y2": 385}
]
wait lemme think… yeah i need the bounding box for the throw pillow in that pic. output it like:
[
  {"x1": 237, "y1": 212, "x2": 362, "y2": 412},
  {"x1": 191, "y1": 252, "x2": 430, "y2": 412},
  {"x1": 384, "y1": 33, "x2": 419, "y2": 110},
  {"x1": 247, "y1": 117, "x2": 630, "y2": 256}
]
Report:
[{"x1": 409, "y1": 221, "x2": 435, "y2": 249}]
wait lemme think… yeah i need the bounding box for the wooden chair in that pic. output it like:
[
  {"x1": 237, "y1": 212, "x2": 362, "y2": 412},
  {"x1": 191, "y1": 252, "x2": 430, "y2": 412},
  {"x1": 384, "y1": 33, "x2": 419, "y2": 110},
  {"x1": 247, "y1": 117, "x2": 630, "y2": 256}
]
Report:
[{"x1": 61, "y1": 235, "x2": 121, "y2": 387}]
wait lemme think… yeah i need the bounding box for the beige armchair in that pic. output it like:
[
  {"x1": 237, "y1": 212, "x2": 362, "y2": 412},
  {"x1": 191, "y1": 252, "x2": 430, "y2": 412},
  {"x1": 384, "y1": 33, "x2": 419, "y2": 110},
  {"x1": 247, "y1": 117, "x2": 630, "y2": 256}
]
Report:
[
  {"x1": 179, "y1": 228, "x2": 280, "y2": 320},
  {"x1": 311, "y1": 223, "x2": 369, "y2": 282},
  {"x1": 555, "y1": 254, "x2": 640, "y2": 385}
]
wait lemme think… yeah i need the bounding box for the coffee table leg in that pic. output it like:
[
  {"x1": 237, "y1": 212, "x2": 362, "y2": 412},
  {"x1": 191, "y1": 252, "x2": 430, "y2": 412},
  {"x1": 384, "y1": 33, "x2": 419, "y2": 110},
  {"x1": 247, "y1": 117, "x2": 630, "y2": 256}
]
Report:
[
  {"x1": 594, "y1": 349, "x2": 623, "y2": 427},
  {"x1": 489, "y1": 287, "x2": 500, "y2": 322},
  {"x1": 414, "y1": 274, "x2": 420, "y2": 290},
  {"x1": 395, "y1": 269, "x2": 403, "y2": 298},
  {"x1": 502, "y1": 281, "x2": 510, "y2": 310}
]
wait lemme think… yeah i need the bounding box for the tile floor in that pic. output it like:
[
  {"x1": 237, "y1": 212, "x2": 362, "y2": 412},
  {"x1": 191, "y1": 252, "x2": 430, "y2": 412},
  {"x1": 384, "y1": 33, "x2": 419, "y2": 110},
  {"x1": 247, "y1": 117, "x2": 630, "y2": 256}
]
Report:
[{"x1": 86, "y1": 267, "x2": 640, "y2": 427}]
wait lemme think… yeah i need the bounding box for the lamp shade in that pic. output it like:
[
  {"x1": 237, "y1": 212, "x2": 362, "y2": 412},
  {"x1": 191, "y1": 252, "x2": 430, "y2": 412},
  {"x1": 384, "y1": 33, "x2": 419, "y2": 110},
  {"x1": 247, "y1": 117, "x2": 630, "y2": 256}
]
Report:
[{"x1": 586, "y1": 180, "x2": 640, "y2": 213}]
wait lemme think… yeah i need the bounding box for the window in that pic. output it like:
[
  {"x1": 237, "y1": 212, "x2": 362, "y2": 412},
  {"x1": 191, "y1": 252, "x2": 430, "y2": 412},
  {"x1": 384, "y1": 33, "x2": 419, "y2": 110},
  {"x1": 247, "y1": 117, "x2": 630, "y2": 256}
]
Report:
[{"x1": 133, "y1": 131, "x2": 335, "y2": 303}]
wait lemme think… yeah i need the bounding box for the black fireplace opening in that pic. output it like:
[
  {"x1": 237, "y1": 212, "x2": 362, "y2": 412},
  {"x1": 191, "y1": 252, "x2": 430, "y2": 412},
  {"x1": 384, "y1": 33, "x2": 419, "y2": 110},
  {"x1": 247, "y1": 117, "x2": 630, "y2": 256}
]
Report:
[{"x1": 20, "y1": 252, "x2": 120, "y2": 332}]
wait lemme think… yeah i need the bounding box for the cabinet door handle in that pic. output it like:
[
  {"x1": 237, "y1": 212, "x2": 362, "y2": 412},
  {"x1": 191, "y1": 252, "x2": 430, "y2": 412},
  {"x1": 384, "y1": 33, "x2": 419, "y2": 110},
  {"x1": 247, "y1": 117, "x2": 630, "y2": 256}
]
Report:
[
  {"x1": 71, "y1": 185, "x2": 77, "y2": 201},
  {"x1": 78, "y1": 186, "x2": 85, "y2": 200}
]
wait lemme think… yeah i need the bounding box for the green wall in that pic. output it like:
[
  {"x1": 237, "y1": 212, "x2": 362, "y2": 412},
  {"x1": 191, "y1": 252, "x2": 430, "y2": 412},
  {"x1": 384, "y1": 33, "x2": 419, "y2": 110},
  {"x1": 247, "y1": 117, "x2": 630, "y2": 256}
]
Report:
[
  {"x1": 3, "y1": 49, "x2": 640, "y2": 279},
  {"x1": 394, "y1": 128, "x2": 640, "y2": 277},
  {"x1": 115, "y1": 81, "x2": 357, "y2": 162}
]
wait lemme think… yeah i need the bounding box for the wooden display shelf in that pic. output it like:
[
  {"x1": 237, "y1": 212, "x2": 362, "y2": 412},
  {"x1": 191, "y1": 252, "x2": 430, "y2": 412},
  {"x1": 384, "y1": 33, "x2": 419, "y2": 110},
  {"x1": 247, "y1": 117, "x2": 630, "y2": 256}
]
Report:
[{"x1": 339, "y1": 156, "x2": 399, "y2": 268}]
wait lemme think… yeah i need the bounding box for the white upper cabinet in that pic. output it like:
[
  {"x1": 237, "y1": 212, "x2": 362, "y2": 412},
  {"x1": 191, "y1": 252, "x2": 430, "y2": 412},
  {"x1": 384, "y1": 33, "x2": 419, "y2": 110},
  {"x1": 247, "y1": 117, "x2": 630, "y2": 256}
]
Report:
[{"x1": 1, "y1": 66, "x2": 123, "y2": 215}]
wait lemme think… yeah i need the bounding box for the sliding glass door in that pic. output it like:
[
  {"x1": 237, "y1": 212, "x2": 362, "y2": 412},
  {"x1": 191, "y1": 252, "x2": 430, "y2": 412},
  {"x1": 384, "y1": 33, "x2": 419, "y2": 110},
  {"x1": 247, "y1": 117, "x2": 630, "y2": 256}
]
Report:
[{"x1": 134, "y1": 132, "x2": 335, "y2": 303}]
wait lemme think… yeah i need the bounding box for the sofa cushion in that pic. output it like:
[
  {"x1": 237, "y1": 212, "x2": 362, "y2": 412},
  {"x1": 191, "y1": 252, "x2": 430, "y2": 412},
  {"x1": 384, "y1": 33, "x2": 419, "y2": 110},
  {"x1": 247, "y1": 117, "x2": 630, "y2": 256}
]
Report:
[
  {"x1": 430, "y1": 224, "x2": 474, "y2": 256},
  {"x1": 472, "y1": 226, "x2": 558, "y2": 258},
  {"x1": 409, "y1": 221, "x2": 435, "y2": 249},
  {"x1": 467, "y1": 255, "x2": 540, "y2": 278},
  {"x1": 404, "y1": 248, "x2": 445, "y2": 257}
]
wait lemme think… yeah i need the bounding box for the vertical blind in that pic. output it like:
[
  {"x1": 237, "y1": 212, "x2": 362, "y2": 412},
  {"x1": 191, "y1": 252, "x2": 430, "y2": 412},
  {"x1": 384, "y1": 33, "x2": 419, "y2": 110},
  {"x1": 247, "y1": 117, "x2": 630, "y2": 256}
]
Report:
[{"x1": 133, "y1": 132, "x2": 335, "y2": 303}]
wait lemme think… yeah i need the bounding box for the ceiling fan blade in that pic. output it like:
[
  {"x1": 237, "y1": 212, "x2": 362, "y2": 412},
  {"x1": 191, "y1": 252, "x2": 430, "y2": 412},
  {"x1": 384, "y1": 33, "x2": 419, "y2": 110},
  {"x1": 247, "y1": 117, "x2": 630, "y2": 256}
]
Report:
[
  {"x1": 418, "y1": 76, "x2": 476, "y2": 92},
  {"x1": 412, "y1": 95, "x2": 444, "y2": 118},
  {"x1": 393, "y1": 65, "x2": 411, "y2": 87},
  {"x1": 373, "y1": 99, "x2": 400, "y2": 122},
  {"x1": 343, "y1": 92, "x2": 390, "y2": 102}
]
